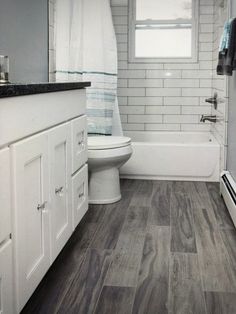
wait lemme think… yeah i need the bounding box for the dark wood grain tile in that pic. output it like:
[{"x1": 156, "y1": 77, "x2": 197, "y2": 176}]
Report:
[
  {"x1": 172, "y1": 181, "x2": 192, "y2": 194},
  {"x1": 72, "y1": 222, "x2": 99, "y2": 249},
  {"x1": 104, "y1": 206, "x2": 148, "y2": 287},
  {"x1": 83, "y1": 204, "x2": 106, "y2": 223},
  {"x1": 220, "y1": 229, "x2": 236, "y2": 277},
  {"x1": 58, "y1": 249, "x2": 112, "y2": 314},
  {"x1": 206, "y1": 182, "x2": 235, "y2": 229},
  {"x1": 193, "y1": 207, "x2": 217, "y2": 235},
  {"x1": 130, "y1": 180, "x2": 153, "y2": 207},
  {"x1": 174, "y1": 181, "x2": 212, "y2": 209},
  {"x1": 89, "y1": 191, "x2": 133, "y2": 249},
  {"x1": 94, "y1": 286, "x2": 135, "y2": 314},
  {"x1": 132, "y1": 226, "x2": 170, "y2": 314},
  {"x1": 115, "y1": 229, "x2": 145, "y2": 253},
  {"x1": 21, "y1": 215, "x2": 101, "y2": 314},
  {"x1": 105, "y1": 250, "x2": 142, "y2": 287},
  {"x1": 170, "y1": 193, "x2": 197, "y2": 253},
  {"x1": 196, "y1": 228, "x2": 236, "y2": 292},
  {"x1": 169, "y1": 253, "x2": 206, "y2": 314},
  {"x1": 148, "y1": 181, "x2": 171, "y2": 226},
  {"x1": 205, "y1": 291, "x2": 236, "y2": 314},
  {"x1": 21, "y1": 179, "x2": 236, "y2": 314},
  {"x1": 191, "y1": 181, "x2": 214, "y2": 208},
  {"x1": 21, "y1": 240, "x2": 86, "y2": 314},
  {"x1": 122, "y1": 206, "x2": 149, "y2": 233},
  {"x1": 139, "y1": 180, "x2": 154, "y2": 193},
  {"x1": 188, "y1": 182, "x2": 218, "y2": 232},
  {"x1": 120, "y1": 179, "x2": 142, "y2": 191}
]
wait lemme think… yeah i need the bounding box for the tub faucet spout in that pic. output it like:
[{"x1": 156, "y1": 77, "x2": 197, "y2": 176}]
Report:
[{"x1": 200, "y1": 115, "x2": 217, "y2": 123}]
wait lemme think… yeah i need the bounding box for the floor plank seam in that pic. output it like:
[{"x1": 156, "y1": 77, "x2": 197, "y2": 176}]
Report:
[
  {"x1": 92, "y1": 189, "x2": 140, "y2": 312},
  {"x1": 168, "y1": 188, "x2": 176, "y2": 314},
  {"x1": 55, "y1": 246, "x2": 89, "y2": 313},
  {"x1": 190, "y1": 193, "x2": 209, "y2": 313},
  {"x1": 166, "y1": 225, "x2": 172, "y2": 314},
  {"x1": 92, "y1": 250, "x2": 115, "y2": 314},
  {"x1": 84, "y1": 215, "x2": 105, "y2": 248},
  {"x1": 87, "y1": 205, "x2": 112, "y2": 249},
  {"x1": 128, "y1": 226, "x2": 151, "y2": 314}
]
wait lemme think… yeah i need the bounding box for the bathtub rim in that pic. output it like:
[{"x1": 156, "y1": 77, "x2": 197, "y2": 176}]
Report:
[{"x1": 124, "y1": 131, "x2": 219, "y2": 146}]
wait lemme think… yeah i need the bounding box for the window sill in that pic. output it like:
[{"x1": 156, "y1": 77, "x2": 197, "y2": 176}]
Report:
[{"x1": 128, "y1": 56, "x2": 198, "y2": 64}]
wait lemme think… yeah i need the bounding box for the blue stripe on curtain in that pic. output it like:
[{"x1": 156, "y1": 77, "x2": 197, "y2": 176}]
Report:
[
  {"x1": 87, "y1": 95, "x2": 115, "y2": 102},
  {"x1": 55, "y1": 70, "x2": 117, "y2": 135},
  {"x1": 86, "y1": 109, "x2": 113, "y2": 117},
  {"x1": 87, "y1": 125, "x2": 112, "y2": 135}
]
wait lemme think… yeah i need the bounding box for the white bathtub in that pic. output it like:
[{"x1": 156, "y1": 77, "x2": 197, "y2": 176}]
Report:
[{"x1": 120, "y1": 131, "x2": 220, "y2": 181}]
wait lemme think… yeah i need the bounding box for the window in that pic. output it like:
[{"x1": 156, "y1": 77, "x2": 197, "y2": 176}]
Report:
[{"x1": 129, "y1": 0, "x2": 199, "y2": 62}]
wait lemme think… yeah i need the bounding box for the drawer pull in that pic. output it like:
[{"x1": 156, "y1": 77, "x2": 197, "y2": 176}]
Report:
[
  {"x1": 55, "y1": 186, "x2": 64, "y2": 195},
  {"x1": 79, "y1": 192, "x2": 84, "y2": 198},
  {"x1": 37, "y1": 201, "x2": 47, "y2": 211},
  {"x1": 78, "y1": 140, "x2": 83, "y2": 146}
]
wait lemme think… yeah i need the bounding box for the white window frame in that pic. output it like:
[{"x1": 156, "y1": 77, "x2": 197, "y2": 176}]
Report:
[{"x1": 128, "y1": 0, "x2": 199, "y2": 63}]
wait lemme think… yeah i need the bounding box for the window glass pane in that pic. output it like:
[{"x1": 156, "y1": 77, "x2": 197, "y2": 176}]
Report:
[
  {"x1": 135, "y1": 29, "x2": 192, "y2": 58},
  {"x1": 136, "y1": 0, "x2": 192, "y2": 21}
]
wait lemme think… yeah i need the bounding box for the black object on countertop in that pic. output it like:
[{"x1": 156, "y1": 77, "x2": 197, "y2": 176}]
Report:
[{"x1": 0, "y1": 81, "x2": 91, "y2": 98}]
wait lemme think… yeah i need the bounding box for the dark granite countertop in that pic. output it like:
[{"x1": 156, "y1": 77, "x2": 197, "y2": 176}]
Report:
[{"x1": 0, "y1": 81, "x2": 91, "y2": 98}]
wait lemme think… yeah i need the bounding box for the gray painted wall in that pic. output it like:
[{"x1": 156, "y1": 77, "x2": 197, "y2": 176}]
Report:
[
  {"x1": 227, "y1": 0, "x2": 236, "y2": 180},
  {"x1": 0, "y1": 0, "x2": 48, "y2": 83}
]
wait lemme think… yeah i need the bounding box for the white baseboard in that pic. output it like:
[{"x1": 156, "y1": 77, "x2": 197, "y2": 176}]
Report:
[{"x1": 220, "y1": 171, "x2": 236, "y2": 228}]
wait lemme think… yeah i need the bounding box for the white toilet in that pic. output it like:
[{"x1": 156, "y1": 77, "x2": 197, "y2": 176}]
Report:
[{"x1": 88, "y1": 136, "x2": 132, "y2": 204}]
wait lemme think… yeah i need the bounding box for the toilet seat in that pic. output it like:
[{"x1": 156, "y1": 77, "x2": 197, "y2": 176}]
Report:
[
  {"x1": 88, "y1": 136, "x2": 131, "y2": 150},
  {"x1": 88, "y1": 145, "x2": 132, "y2": 159}
]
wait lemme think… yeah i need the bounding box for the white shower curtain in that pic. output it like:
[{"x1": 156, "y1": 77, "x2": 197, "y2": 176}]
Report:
[{"x1": 55, "y1": 0, "x2": 122, "y2": 135}]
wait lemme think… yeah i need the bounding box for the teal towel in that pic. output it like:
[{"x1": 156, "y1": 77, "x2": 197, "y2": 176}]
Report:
[{"x1": 219, "y1": 19, "x2": 233, "y2": 54}]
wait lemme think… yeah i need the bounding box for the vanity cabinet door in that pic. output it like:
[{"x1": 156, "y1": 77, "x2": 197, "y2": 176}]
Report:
[
  {"x1": 72, "y1": 164, "x2": 88, "y2": 229},
  {"x1": 48, "y1": 123, "x2": 72, "y2": 262},
  {"x1": 0, "y1": 148, "x2": 11, "y2": 244},
  {"x1": 0, "y1": 239, "x2": 14, "y2": 314},
  {"x1": 11, "y1": 133, "x2": 50, "y2": 312},
  {"x1": 71, "y1": 115, "x2": 88, "y2": 174}
]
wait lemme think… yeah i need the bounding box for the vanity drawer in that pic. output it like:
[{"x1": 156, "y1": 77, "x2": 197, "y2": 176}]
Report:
[
  {"x1": 71, "y1": 115, "x2": 88, "y2": 174},
  {"x1": 0, "y1": 148, "x2": 11, "y2": 244},
  {"x1": 0, "y1": 89, "x2": 87, "y2": 148},
  {"x1": 72, "y1": 164, "x2": 88, "y2": 229}
]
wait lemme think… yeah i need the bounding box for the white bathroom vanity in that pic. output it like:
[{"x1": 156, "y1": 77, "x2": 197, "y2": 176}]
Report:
[{"x1": 0, "y1": 82, "x2": 90, "y2": 313}]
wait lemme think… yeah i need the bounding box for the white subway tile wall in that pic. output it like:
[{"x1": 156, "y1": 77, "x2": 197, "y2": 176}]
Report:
[
  {"x1": 111, "y1": 0, "x2": 215, "y2": 133},
  {"x1": 49, "y1": 0, "x2": 228, "y2": 172}
]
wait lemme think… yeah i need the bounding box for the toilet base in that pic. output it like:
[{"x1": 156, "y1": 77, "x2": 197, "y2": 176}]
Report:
[
  {"x1": 89, "y1": 195, "x2": 121, "y2": 205},
  {"x1": 88, "y1": 167, "x2": 121, "y2": 204}
]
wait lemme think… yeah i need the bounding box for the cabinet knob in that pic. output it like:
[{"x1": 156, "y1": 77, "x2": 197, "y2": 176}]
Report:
[
  {"x1": 55, "y1": 186, "x2": 64, "y2": 195},
  {"x1": 37, "y1": 201, "x2": 47, "y2": 211},
  {"x1": 78, "y1": 140, "x2": 85, "y2": 150},
  {"x1": 79, "y1": 192, "x2": 84, "y2": 198}
]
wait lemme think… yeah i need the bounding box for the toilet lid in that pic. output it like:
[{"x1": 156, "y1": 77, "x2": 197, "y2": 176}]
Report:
[{"x1": 88, "y1": 136, "x2": 131, "y2": 150}]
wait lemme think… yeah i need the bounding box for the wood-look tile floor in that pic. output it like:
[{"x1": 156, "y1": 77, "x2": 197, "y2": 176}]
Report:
[{"x1": 21, "y1": 180, "x2": 236, "y2": 314}]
